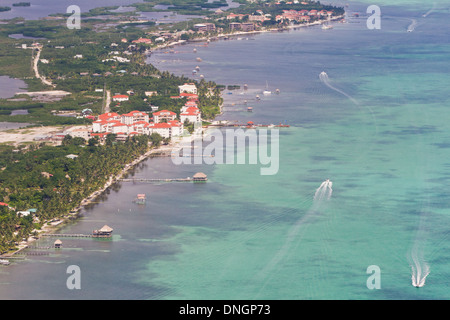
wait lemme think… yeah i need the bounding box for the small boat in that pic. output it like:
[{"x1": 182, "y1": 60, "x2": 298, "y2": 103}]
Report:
[
  {"x1": 193, "y1": 48, "x2": 197, "y2": 53},
  {"x1": 243, "y1": 84, "x2": 248, "y2": 90},
  {"x1": 134, "y1": 194, "x2": 146, "y2": 205},
  {"x1": 0, "y1": 259, "x2": 10, "y2": 266},
  {"x1": 275, "y1": 89, "x2": 280, "y2": 94},
  {"x1": 322, "y1": 24, "x2": 333, "y2": 30},
  {"x1": 256, "y1": 95, "x2": 260, "y2": 100},
  {"x1": 263, "y1": 80, "x2": 271, "y2": 95},
  {"x1": 196, "y1": 57, "x2": 202, "y2": 62},
  {"x1": 247, "y1": 107, "x2": 253, "y2": 112}
]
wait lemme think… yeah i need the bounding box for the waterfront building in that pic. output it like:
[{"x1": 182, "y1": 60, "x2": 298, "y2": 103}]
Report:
[
  {"x1": 193, "y1": 23, "x2": 216, "y2": 32},
  {"x1": 132, "y1": 38, "x2": 152, "y2": 44},
  {"x1": 193, "y1": 172, "x2": 208, "y2": 182},
  {"x1": 241, "y1": 23, "x2": 255, "y2": 32},
  {"x1": 229, "y1": 22, "x2": 242, "y2": 31},
  {"x1": 148, "y1": 122, "x2": 172, "y2": 138},
  {"x1": 178, "y1": 83, "x2": 198, "y2": 95},
  {"x1": 54, "y1": 239, "x2": 62, "y2": 248},
  {"x1": 93, "y1": 225, "x2": 113, "y2": 238}
]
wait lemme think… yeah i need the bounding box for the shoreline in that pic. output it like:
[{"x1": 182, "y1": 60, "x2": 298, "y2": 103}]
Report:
[
  {"x1": 0, "y1": 14, "x2": 343, "y2": 259},
  {"x1": 149, "y1": 15, "x2": 345, "y2": 52},
  {"x1": 0, "y1": 133, "x2": 200, "y2": 258}
]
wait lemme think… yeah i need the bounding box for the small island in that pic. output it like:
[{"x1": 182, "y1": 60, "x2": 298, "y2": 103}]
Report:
[
  {"x1": 12, "y1": 2, "x2": 31, "y2": 7},
  {"x1": 0, "y1": 6, "x2": 11, "y2": 12}
]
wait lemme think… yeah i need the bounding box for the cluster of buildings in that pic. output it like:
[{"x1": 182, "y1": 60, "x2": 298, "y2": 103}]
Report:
[
  {"x1": 91, "y1": 110, "x2": 181, "y2": 140},
  {"x1": 89, "y1": 83, "x2": 202, "y2": 140},
  {"x1": 276, "y1": 9, "x2": 334, "y2": 22}
]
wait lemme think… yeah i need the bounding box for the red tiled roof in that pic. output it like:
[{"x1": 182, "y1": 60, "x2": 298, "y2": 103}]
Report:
[
  {"x1": 112, "y1": 122, "x2": 127, "y2": 127},
  {"x1": 153, "y1": 110, "x2": 176, "y2": 116},
  {"x1": 98, "y1": 112, "x2": 120, "y2": 121},
  {"x1": 151, "y1": 122, "x2": 172, "y2": 128}
]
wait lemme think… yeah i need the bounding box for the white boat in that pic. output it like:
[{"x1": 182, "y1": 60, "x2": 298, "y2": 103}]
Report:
[
  {"x1": 0, "y1": 259, "x2": 10, "y2": 265},
  {"x1": 263, "y1": 80, "x2": 271, "y2": 95},
  {"x1": 322, "y1": 24, "x2": 333, "y2": 30}
]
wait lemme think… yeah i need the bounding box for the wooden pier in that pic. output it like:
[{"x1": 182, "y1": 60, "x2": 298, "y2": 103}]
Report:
[
  {"x1": 120, "y1": 177, "x2": 193, "y2": 183},
  {"x1": 120, "y1": 173, "x2": 207, "y2": 183},
  {"x1": 207, "y1": 122, "x2": 290, "y2": 128},
  {"x1": 42, "y1": 233, "x2": 93, "y2": 238}
]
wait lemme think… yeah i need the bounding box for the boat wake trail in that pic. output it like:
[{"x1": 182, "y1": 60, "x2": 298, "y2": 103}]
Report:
[
  {"x1": 314, "y1": 179, "x2": 333, "y2": 202},
  {"x1": 409, "y1": 242, "x2": 430, "y2": 288},
  {"x1": 319, "y1": 71, "x2": 359, "y2": 105},
  {"x1": 423, "y1": 2, "x2": 437, "y2": 18},
  {"x1": 408, "y1": 210, "x2": 431, "y2": 288},
  {"x1": 407, "y1": 19, "x2": 418, "y2": 32},
  {"x1": 254, "y1": 179, "x2": 332, "y2": 297},
  {"x1": 319, "y1": 71, "x2": 378, "y2": 135}
]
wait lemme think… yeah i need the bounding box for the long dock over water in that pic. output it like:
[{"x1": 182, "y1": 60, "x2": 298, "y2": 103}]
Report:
[
  {"x1": 207, "y1": 123, "x2": 290, "y2": 128},
  {"x1": 42, "y1": 233, "x2": 93, "y2": 238},
  {"x1": 120, "y1": 172, "x2": 207, "y2": 183},
  {"x1": 120, "y1": 177, "x2": 193, "y2": 183}
]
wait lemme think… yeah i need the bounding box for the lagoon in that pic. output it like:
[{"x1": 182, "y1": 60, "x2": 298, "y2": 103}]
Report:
[{"x1": 0, "y1": 76, "x2": 27, "y2": 99}]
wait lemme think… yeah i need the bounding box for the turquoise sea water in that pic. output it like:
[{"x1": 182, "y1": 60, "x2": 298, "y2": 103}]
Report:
[{"x1": 0, "y1": 1, "x2": 449, "y2": 299}]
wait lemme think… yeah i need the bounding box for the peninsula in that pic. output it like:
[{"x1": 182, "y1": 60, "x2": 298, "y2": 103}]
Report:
[{"x1": 0, "y1": 0, "x2": 344, "y2": 256}]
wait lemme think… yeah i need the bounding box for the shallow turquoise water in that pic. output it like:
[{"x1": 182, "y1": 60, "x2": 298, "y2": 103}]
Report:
[{"x1": 0, "y1": 1, "x2": 449, "y2": 299}]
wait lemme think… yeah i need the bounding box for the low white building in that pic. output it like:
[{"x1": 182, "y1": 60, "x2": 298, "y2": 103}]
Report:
[
  {"x1": 67, "y1": 128, "x2": 91, "y2": 140},
  {"x1": 178, "y1": 83, "x2": 197, "y2": 95},
  {"x1": 112, "y1": 95, "x2": 129, "y2": 102}
]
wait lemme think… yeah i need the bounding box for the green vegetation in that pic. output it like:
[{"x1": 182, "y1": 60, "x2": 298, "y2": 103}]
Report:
[
  {"x1": 0, "y1": 133, "x2": 163, "y2": 254},
  {"x1": 0, "y1": 7, "x2": 11, "y2": 12},
  {"x1": 0, "y1": 0, "x2": 344, "y2": 253},
  {"x1": 0, "y1": 16, "x2": 223, "y2": 125}
]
